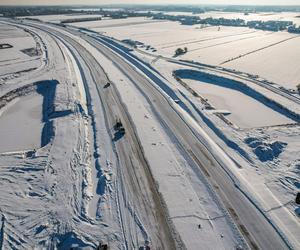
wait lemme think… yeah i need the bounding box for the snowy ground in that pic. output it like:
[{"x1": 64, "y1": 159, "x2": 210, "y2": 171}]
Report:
[
  {"x1": 72, "y1": 16, "x2": 166, "y2": 30},
  {"x1": 0, "y1": 21, "x2": 113, "y2": 249},
  {"x1": 224, "y1": 36, "x2": 300, "y2": 90},
  {"x1": 0, "y1": 14, "x2": 299, "y2": 250},
  {"x1": 0, "y1": 23, "x2": 42, "y2": 76},
  {"x1": 0, "y1": 94, "x2": 43, "y2": 152},
  {"x1": 174, "y1": 69, "x2": 293, "y2": 128},
  {"x1": 165, "y1": 11, "x2": 300, "y2": 26},
  {"x1": 58, "y1": 24, "x2": 300, "y2": 248},
  {"x1": 72, "y1": 17, "x2": 300, "y2": 90},
  {"x1": 148, "y1": 57, "x2": 300, "y2": 247},
  {"x1": 47, "y1": 24, "x2": 246, "y2": 249},
  {"x1": 0, "y1": 18, "x2": 246, "y2": 250}
]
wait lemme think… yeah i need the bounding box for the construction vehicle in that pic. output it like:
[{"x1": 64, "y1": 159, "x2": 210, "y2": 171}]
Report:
[
  {"x1": 97, "y1": 241, "x2": 108, "y2": 250},
  {"x1": 103, "y1": 82, "x2": 111, "y2": 88},
  {"x1": 296, "y1": 192, "x2": 300, "y2": 204},
  {"x1": 114, "y1": 118, "x2": 125, "y2": 135}
]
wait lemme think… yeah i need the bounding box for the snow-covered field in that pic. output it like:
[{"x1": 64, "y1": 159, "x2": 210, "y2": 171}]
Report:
[
  {"x1": 166, "y1": 11, "x2": 300, "y2": 26},
  {"x1": 0, "y1": 23, "x2": 42, "y2": 76},
  {"x1": 0, "y1": 23, "x2": 46, "y2": 152},
  {"x1": 0, "y1": 94, "x2": 43, "y2": 152},
  {"x1": 72, "y1": 16, "x2": 166, "y2": 30},
  {"x1": 0, "y1": 21, "x2": 108, "y2": 249},
  {"x1": 72, "y1": 17, "x2": 300, "y2": 90},
  {"x1": 175, "y1": 69, "x2": 293, "y2": 128},
  {"x1": 225, "y1": 36, "x2": 300, "y2": 89}
]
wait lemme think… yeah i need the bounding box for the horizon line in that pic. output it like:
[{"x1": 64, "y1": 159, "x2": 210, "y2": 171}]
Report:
[{"x1": 1, "y1": 3, "x2": 300, "y2": 7}]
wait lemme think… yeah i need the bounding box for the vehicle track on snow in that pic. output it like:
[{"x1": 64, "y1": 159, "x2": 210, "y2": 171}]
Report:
[
  {"x1": 33, "y1": 24, "x2": 179, "y2": 250},
  {"x1": 78, "y1": 32, "x2": 292, "y2": 250}
]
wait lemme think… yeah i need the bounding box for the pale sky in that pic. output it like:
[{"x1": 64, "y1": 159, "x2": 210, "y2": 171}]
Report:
[{"x1": 1, "y1": 0, "x2": 300, "y2": 5}]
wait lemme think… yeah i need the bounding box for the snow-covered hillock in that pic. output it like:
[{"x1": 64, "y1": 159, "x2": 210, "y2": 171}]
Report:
[{"x1": 245, "y1": 136, "x2": 287, "y2": 162}]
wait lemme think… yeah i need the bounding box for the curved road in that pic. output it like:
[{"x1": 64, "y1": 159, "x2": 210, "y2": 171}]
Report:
[
  {"x1": 22, "y1": 21, "x2": 292, "y2": 250},
  {"x1": 74, "y1": 28, "x2": 291, "y2": 250},
  {"x1": 28, "y1": 23, "x2": 179, "y2": 249}
]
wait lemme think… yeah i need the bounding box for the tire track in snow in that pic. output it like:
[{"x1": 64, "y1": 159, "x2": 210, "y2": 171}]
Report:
[
  {"x1": 220, "y1": 35, "x2": 300, "y2": 65},
  {"x1": 160, "y1": 30, "x2": 257, "y2": 49},
  {"x1": 187, "y1": 34, "x2": 265, "y2": 52},
  {"x1": 39, "y1": 25, "x2": 176, "y2": 249}
]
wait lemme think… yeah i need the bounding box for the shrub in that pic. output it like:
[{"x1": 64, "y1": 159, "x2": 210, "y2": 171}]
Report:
[{"x1": 174, "y1": 47, "x2": 188, "y2": 57}]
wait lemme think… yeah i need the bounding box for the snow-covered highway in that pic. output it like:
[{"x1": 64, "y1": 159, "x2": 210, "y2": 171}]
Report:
[
  {"x1": 29, "y1": 23, "x2": 178, "y2": 249},
  {"x1": 74, "y1": 27, "x2": 294, "y2": 250},
  {"x1": 43, "y1": 22, "x2": 290, "y2": 249},
  {"x1": 0, "y1": 17, "x2": 299, "y2": 250}
]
